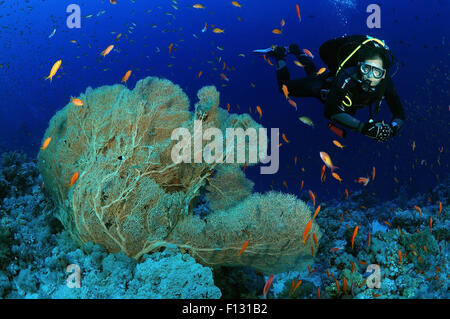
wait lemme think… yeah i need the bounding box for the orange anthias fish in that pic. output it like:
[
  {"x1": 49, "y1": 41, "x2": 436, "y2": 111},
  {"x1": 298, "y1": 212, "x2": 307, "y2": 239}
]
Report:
[
  {"x1": 198, "y1": 70, "x2": 203, "y2": 78},
  {"x1": 414, "y1": 205, "x2": 422, "y2": 216},
  {"x1": 121, "y1": 70, "x2": 132, "y2": 84},
  {"x1": 288, "y1": 99, "x2": 297, "y2": 110},
  {"x1": 312, "y1": 205, "x2": 321, "y2": 220},
  {"x1": 282, "y1": 84, "x2": 289, "y2": 99},
  {"x1": 355, "y1": 176, "x2": 370, "y2": 186},
  {"x1": 343, "y1": 277, "x2": 348, "y2": 295},
  {"x1": 69, "y1": 171, "x2": 80, "y2": 188},
  {"x1": 193, "y1": 4, "x2": 205, "y2": 9},
  {"x1": 293, "y1": 280, "x2": 302, "y2": 295},
  {"x1": 300, "y1": 180, "x2": 304, "y2": 191},
  {"x1": 333, "y1": 140, "x2": 344, "y2": 149},
  {"x1": 263, "y1": 274, "x2": 274, "y2": 298},
  {"x1": 351, "y1": 225, "x2": 358, "y2": 250},
  {"x1": 345, "y1": 188, "x2": 349, "y2": 199},
  {"x1": 282, "y1": 180, "x2": 288, "y2": 189},
  {"x1": 294, "y1": 156, "x2": 298, "y2": 165},
  {"x1": 100, "y1": 44, "x2": 114, "y2": 57},
  {"x1": 281, "y1": 133, "x2": 289, "y2": 143},
  {"x1": 372, "y1": 166, "x2": 376, "y2": 181},
  {"x1": 168, "y1": 43, "x2": 174, "y2": 54},
  {"x1": 412, "y1": 141, "x2": 416, "y2": 152},
  {"x1": 302, "y1": 219, "x2": 313, "y2": 244},
  {"x1": 294, "y1": 60, "x2": 305, "y2": 68},
  {"x1": 332, "y1": 172, "x2": 343, "y2": 183},
  {"x1": 313, "y1": 233, "x2": 318, "y2": 247},
  {"x1": 213, "y1": 28, "x2": 225, "y2": 33},
  {"x1": 72, "y1": 98, "x2": 84, "y2": 106},
  {"x1": 272, "y1": 29, "x2": 282, "y2": 35},
  {"x1": 220, "y1": 73, "x2": 229, "y2": 81},
  {"x1": 316, "y1": 67, "x2": 326, "y2": 75},
  {"x1": 398, "y1": 250, "x2": 403, "y2": 263},
  {"x1": 41, "y1": 137, "x2": 51, "y2": 150},
  {"x1": 320, "y1": 165, "x2": 325, "y2": 182},
  {"x1": 438, "y1": 201, "x2": 442, "y2": 216},
  {"x1": 45, "y1": 60, "x2": 62, "y2": 82},
  {"x1": 296, "y1": 4, "x2": 301, "y2": 22},
  {"x1": 308, "y1": 190, "x2": 316, "y2": 206},
  {"x1": 319, "y1": 151, "x2": 338, "y2": 171},
  {"x1": 256, "y1": 105, "x2": 262, "y2": 119},
  {"x1": 303, "y1": 49, "x2": 314, "y2": 58},
  {"x1": 115, "y1": 33, "x2": 122, "y2": 41},
  {"x1": 237, "y1": 239, "x2": 249, "y2": 257},
  {"x1": 232, "y1": 1, "x2": 241, "y2": 8}
]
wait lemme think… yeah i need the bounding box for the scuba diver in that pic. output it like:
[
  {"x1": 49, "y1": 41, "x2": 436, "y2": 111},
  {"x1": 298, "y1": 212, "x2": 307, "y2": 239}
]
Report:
[{"x1": 261, "y1": 35, "x2": 405, "y2": 142}]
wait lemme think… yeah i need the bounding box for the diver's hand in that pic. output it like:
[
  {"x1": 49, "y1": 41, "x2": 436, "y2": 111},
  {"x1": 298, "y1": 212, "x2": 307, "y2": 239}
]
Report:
[
  {"x1": 267, "y1": 46, "x2": 287, "y2": 60},
  {"x1": 288, "y1": 43, "x2": 302, "y2": 56},
  {"x1": 361, "y1": 121, "x2": 393, "y2": 142}
]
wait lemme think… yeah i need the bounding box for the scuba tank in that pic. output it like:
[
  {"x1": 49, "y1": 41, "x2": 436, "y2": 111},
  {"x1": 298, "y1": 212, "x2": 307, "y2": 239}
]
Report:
[{"x1": 319, "y1": 35, "x2": 369, "y2": 74}]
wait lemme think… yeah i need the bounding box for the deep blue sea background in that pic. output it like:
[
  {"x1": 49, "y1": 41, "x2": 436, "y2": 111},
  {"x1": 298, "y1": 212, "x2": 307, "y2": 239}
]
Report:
[{"x1": 0, "y1": 0, "x2": 448, "y2": 203}]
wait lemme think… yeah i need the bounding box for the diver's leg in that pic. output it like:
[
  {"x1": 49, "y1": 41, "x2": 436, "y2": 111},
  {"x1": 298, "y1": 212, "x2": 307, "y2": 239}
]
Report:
[
  {"x1": 276, "y1": 61, "x2": 291, "y2": 93},
  {"x1": 283, "y1": 76, "x2": 324, "y2": 99}
]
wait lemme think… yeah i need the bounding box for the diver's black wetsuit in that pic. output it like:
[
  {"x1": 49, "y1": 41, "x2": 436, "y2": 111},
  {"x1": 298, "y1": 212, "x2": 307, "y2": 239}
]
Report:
[{"x1": 276, "y1": 51, "x2": 405, "y2": 135}]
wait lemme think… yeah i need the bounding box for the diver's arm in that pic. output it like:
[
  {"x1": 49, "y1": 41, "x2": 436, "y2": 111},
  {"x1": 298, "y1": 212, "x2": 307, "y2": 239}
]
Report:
[
  {"x1": 384, "y1": 76, "x2": 405, "y2": 133},
  {"x1": 324, "y1": 70, "x2": 365, "y2": 132},
  {"x1": 276, "y1": 60, "x2": 291, "y2": 93}
]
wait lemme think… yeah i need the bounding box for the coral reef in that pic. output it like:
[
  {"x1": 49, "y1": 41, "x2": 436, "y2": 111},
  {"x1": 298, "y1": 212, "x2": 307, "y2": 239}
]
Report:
[
  {"x1": 0, "y1": 157, "x2": 221, "y2": 298},
  {"x1": 0, "y1": 150, "x2": 447, "y2": 299},
  {"x1": 37, "y1": 76, "x2": 320, "y2": 274}
]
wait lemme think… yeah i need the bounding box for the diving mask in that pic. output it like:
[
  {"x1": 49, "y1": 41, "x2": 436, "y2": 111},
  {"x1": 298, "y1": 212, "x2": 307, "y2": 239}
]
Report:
[{"x1": 358, "y1": 62, "x2": 386, "y2": 79}]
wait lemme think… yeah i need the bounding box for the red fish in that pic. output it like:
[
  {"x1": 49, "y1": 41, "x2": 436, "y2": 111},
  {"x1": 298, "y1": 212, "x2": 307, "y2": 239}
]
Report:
[
  {"x1": 351, "y1": 226, "x2": 358, "y2": 250},
  {"x1": 320, "y1": 165, "x2": 325, "y2": 183},
  {"x1": 237, "y1": 239, "x2": 249, "y2": 257},
  {"x1": 308, "y1": 190, "x2": 316, "y2": 206},
  {"x1": 355, "y1": 176, "x2": 370, "y2": 186},
  {"x1": 414, "y1": 205, "x2": 422, "y2": 216},
  {"x1": 69, "y1": 171, "x2": 80, "y2": 188},
  {"x1": 312, "y1": 205, "x2": 321, "y2": 220},
  {"x1": 303, "y1": 49, "x2": 314, "y2": 58},
  {"x1": 263, "y1": 274, "x2": 274, "y2": 298},
  {"x1": 220, "y1": 73, "x2": 229, "y2": 81},
  {"x1": 302, "y1": 220, "x2": 313, "y2": 244},
  {"x1": 296, "y1": 4, "x2": 301, "y2": 22}
]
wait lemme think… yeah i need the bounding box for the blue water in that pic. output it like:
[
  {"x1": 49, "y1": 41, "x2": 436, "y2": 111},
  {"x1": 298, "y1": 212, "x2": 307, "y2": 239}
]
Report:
[{"x1": 0, "y1": 0, "x2": 448, "y2": 203}]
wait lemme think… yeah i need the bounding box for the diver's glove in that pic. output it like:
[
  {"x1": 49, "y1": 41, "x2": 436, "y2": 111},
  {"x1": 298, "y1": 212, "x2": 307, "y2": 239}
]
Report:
[
  {"x1": 361, "y1": 121, "x2": 393, "y2": 142},
  {"x1": 267, "y1": 46, "x2": 287, "y2": 61},
  {"x1": 288, "y1": 43, "x2": 303, "y2": 56}
]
